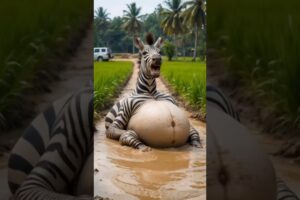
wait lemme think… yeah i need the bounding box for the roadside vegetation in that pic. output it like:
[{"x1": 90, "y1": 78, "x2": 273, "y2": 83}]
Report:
[
  {"x1": 162, "y1": 59, "x2": 206, "y2": 116},
  {"x1": 208, "y1": 0, "x2": 300, "y2": 134},
  {"x1": 94, "y1": 61, "x2": 133, "y2": 112},
  {"x1": 0, "y1": 1, "x2": 91, "y2": 131}
]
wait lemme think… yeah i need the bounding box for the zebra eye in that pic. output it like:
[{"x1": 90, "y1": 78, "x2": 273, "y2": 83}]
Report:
[{"x1": 142, "y1": 51, "x2": 147, "y2": 56}]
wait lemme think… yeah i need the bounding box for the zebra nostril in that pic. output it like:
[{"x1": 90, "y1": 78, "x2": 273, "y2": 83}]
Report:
[{"x1": 153, "y1": 57, "x2": 161, "y2": 65}]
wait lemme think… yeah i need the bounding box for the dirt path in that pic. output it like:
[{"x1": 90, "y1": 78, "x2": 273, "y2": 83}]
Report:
[
  {"x1": 0, "y1": 28, "x2": 93, "y2": 199},
  {"x1": 94, "y1": 59, "x2": 206, "y2": 200},
  {"x1": 207, "y1": 50, "x2": 300, "y2": 197}
]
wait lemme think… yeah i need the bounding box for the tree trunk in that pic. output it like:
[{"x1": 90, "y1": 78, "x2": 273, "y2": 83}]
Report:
[
  {"x1": 132, "y1": 36, "x2": 135, "y2": 54},
  {"x1": 174, "y1": 34, "x2": 178, "y2": 60},
  {"x1": 193, "y1": 23, "x2": 199, "y2": 62}
]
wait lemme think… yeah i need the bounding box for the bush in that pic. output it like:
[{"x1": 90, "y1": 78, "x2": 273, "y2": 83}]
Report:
[
  {"x1": 197, "y1": 46, "x2": 206, "y2": 61},
  {"x1": 163, "y1": 41, "x2": 176, "y2": 61}
]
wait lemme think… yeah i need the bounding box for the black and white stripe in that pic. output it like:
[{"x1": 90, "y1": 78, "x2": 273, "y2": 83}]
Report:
[
  {"x1": 7, "y1": 88, "x2": 93, "y2": 200},
  {"x1": 207, "y1": 84, "x2": 240, "y2": 121},
  {"x1": 207, "y1": 84, "x2": 299, "y2": 200},
  {"x1": 276, "y1": 178, "x2": 299, "y2": 200}
]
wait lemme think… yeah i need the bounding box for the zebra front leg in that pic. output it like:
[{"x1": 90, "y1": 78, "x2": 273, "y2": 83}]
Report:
[
  {"x1": 106, "y1": 125, "x2": 126, "y2": 140},
  {"x1": 119, "y1": 130, "x2": 152, "y2": 152},
  {"x1": 189, "y1": 126, "x2": 202, "y2": 148}
]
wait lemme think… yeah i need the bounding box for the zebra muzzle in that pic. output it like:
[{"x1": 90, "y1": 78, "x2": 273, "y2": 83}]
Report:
[{"x1": 150, "y1": 64, "x2": 161, "y2": 78}]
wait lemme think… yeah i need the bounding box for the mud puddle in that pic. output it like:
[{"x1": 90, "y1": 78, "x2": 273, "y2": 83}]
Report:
[
  {"x1": 94, "y1": 121, "x2": 205, "y2": 200},
  {"x1": 253, "y1": 132, "x2": 300, "y2": 197},
  {"x1": 94, "y1": 59, "x2": 206, "y2": 200}
]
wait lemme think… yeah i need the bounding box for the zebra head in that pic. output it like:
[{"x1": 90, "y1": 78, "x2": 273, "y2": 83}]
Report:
[{"x1": 135, "y1": 33, "x2": 164, "y2": 78}]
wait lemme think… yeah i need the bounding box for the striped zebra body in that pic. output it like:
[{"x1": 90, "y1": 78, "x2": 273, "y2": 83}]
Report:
[
  {"x1": 105, "y1": 33, "x2": 201, "y2": 150},
  {"x1": 277, "y1": 178, "x2": 299, "y2": 200},
  {"x1": 207, "y1": 84, "x2": 299, "y2": 200},
  {"x1": 206, "y1": 84, "x2": 240, "y2": 121},
  {"x1": 105, "y1": 92, "x2": 175, "y2": 130},
  {"x1": 7, "y1": 87, "x2": 93, "y2": 200}
]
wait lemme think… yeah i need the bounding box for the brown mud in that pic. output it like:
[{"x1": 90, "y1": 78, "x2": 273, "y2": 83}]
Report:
[
  {"x1": 207, "y1": 49, "x2": 300, "y2": 197},
  {"x1": 94, "y1": 59, "x2": 206, "y2": 200},
  {"x1": 0, "y1": 28, "x2": 93, "y2": 199}
]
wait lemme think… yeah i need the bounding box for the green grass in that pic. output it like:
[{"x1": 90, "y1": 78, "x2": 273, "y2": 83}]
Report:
[
  {"x1": 208, "y1": 0, "x2": 300, "y2": 134},
  {"x1": 162, "y1": 56, "x2": 204, "y2": 62},
  {"x1": 161, "y1": 60, "x2": 206, "y2": 115},
  {"x1": 0, "y1": 1, "x2": 91, "y2": 130},
  {"x1": 94, "y1": 61, "x2": 133, "y2": 112}
]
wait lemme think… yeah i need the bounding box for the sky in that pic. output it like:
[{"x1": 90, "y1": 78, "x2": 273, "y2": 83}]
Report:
[{"x1": 94, "y1": 0, "x2": 164, "y2": 18}]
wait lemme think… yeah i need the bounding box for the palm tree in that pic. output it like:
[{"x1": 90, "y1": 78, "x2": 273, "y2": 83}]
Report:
[
  {"x1": 94, "y1": 7, "x2": 110, "y2": 46},
  {"x1": 182, "y1": 0, "x2": 206, "y2": 61},
  {"x1": 122, "y1": 3, "x2": 143, "y2": 54},
  {"x1": 94, "y1": 7, "x2": 110, "y2": 28},
  {"x1": 161, "y1": 0, "x2": 186, "y2": 58}
]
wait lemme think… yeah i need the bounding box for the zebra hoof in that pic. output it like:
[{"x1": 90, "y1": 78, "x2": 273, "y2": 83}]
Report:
[
  {"x1": 138, "y1": 145, "x2": 152, "y2": 152},
  {"x1": 190, "y1": 141, "x2": 202, "y2": 148}
]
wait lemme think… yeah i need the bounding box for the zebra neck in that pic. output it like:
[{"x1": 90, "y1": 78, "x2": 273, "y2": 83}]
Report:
[{"x1": 136, "y1": 72, "x2": 157, "y2": 95}]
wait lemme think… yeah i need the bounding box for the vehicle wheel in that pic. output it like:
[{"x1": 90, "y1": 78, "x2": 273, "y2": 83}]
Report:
[{"x1": 97, "y1": 57, "x2": 103, "y2": 62}]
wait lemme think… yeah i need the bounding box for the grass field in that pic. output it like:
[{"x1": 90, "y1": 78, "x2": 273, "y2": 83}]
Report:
[
  {"x1": 0, "y1": 1, "x2": 91, "y2": 130},
  {"x1": 161, "y1": 60, "x2": 206, "y2": 115},
  {"x1": 94, "y1": 61, "x2": 133, "y2": 112},
  {"x1": 208, "y1": 0, "x2": 300, "y2": 134}
]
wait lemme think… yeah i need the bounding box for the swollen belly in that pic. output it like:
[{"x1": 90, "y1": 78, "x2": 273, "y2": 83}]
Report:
[
  {"x1": 128, "y1": 100, "x2": 190, "y2": 148},
  {"x1": 207, "y1": 106, "x2": 276, "y2": 200}
]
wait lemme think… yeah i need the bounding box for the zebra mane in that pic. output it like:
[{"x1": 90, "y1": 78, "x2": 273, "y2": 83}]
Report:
[{"x1": 145, "y1": 33, "x2": 154, "y2": 45}]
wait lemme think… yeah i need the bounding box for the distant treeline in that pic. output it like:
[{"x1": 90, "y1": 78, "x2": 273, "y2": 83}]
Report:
[{"x1": 94, "y1": 0, "x2": 206, "y2": 59}]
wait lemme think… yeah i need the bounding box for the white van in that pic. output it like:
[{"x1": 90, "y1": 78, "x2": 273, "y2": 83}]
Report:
[{"x1": 94, "y1": 47, "x2": 113, "y2": 61}]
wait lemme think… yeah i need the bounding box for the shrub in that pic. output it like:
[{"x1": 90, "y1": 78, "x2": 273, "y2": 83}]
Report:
[{"x1": 163, "y1": 40, "x2": 176, "y2": 61}]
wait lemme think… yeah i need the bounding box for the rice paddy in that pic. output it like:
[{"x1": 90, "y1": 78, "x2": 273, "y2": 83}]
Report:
[
  {"x1": 208, "y1": 0, "x2": 300, "y2": 134},
  {"x1": 161, "y1": 59, "x2": 206, "y2": 115},
  {"x1": 0, "y1": 0, "x2": 92, "y2": 130},
  {"x1": 94, "y1": 61, "x2": 133, "y2": 112},
  {"x1": 94, "y1": 59, "x2": 206, "y2": 117}
]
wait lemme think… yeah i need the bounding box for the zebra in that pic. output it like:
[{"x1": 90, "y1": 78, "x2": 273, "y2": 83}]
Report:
[
  {"x1": 7, "y1": 87, "x2": 94, "y2": 200},
  {"x1": 206, "y1": 84, "x2": 240, "y2": 121},
  {"x1": 206, "y1": 84, "x2": 299, "y2": 200},
  {"x1": 104, "y1": 33, "x2": 201, "y2": 151}
]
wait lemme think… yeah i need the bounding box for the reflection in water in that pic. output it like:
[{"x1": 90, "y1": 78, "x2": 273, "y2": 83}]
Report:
[{"x1": 94, "y1": 119, "x2": 206, "y2": 200}]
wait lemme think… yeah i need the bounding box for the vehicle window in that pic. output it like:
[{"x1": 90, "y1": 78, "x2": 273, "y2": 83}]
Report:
[
  {"x1": 101, "y1": 49, "x2": 106, "y2": 52},
  {"x1": 94, "y1": 49, "x2": 100, "y2": 53}
]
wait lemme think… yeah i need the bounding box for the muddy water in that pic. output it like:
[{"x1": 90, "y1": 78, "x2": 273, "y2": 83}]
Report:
[
  {"x1": 253, "y1": 133, "x2": 300, "y2": 197},
  {"x1": 94, "y1": 59, "x2": 206, "y2": 200}
]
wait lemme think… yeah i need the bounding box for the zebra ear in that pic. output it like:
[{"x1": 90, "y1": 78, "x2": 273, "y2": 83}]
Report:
[
  {"x1": 154, "y1": 37, "x2": 164, "y2": 49},
  {"x1": 134, "y1": 37, "x2": 144, "y2": 51}
]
